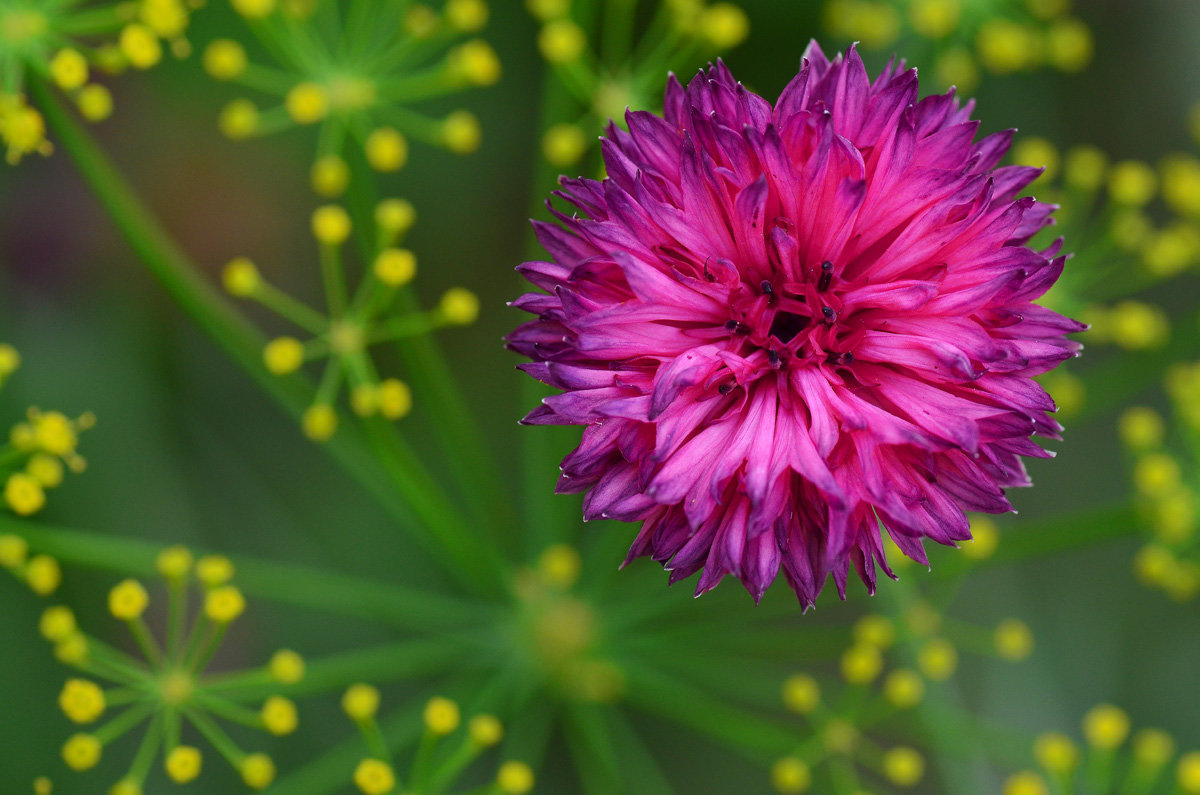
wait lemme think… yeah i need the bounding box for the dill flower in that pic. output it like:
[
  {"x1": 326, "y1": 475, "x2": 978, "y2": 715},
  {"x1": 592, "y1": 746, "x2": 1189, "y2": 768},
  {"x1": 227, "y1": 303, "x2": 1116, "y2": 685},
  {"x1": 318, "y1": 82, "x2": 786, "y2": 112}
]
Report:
[
  {"x1": 510, "y1": 45, "x2": 1081, "y2": 607},
  {"x1": 208, "y1": 0, "x2": 498, "y2": 195},
  {"x1": 221, "y1": 202, "x2": 475, "y2": 441},
  {"x1": 0, "y1": 0, "x2": 193, "y2": 163},
  {"x1": 39, "y1": 546, "x2": 302, "y2": 791},
  {"x1": 334, "y1": 687, "x2": 529, "y2": 795}
]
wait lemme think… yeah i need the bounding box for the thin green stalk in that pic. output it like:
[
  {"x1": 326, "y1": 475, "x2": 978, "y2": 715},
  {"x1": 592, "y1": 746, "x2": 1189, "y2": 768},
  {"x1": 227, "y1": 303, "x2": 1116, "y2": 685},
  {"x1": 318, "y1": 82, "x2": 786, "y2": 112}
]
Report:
[
  {"x1": 1, "y1": 516, "x2": 496, "y2": 631},
  {"x1": 30, "y1": 77, "x2": 493, "y2": 596},
  {"x1": 564, "y1": 703, "x2": 624, "y2": 795}
]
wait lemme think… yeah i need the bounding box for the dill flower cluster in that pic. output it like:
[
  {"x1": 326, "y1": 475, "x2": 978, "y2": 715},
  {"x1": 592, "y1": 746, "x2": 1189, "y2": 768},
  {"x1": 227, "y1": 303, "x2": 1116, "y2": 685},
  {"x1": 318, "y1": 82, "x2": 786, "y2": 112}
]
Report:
[
  {"x1": 338, "y1": 687, "x2": 533, "y2": 795},
  {"x1": 0, "y1": 345, "x2": 93, "y2": 518},
  {"x1": 0, "y1": 0, "x2": 194, "y2": 163},
  {"x1": 222, "y1": 199, "x2": 479, "y2": 441},
  {"x1": 40, "y1": 545, "x2": 304, "y2": 792},
  {"x1": 208, "y1": 0, "x2": 498, "y2": 196},
  {"x1": 821, "y1": 0, "x2": 1093, "y2": 92},
  {"x1": 1004, "y1": 705, "x2": 1200, "y2": 795},
  {"x1": 1122, "y1": 368, "x2": 1200, "y2": 602},
  {"x1": 528, "y1": 0, "x2": 750, "y2": 167}
]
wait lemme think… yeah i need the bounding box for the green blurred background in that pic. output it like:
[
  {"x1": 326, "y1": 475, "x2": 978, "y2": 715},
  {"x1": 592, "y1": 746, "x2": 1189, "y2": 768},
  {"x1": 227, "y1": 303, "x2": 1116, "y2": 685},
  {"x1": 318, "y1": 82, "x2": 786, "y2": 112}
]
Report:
[{"x1": 2, "y1": 0, "x2": 1200, "y2": 792}]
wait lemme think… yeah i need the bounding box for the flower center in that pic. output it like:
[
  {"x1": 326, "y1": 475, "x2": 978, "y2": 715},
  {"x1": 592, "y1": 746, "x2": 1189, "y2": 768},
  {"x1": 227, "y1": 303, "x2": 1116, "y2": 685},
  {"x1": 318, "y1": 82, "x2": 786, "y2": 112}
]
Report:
[
  {"x1": 329, "y1": 321, "x2": 364, "y2": 354},
  {"x1": 326, "y1": 75, "x2": 376, "y2": 112},
  {"x1": 158, "y1": 670, "x2": 194, "y2": 706}
]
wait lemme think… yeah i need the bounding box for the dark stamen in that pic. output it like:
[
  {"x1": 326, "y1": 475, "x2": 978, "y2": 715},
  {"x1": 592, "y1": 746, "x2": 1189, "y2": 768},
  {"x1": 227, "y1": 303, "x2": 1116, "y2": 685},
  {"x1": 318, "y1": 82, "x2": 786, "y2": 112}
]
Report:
[
  {"x1": 818, "y1": 261, "x2": 833, "y2": 292},
  {"x1": 703, "y1": 258, "x2": 715, "y2": 282},
  {"x1": 822, "y1": 306, "x2": 836, "y2": 325},
  {"x1": 842, "y1": 351, "x2": 854, "y2": 364},
  {"x1": 769, "y1": 311, "x2": 810, "y2": 343},
  {"x1": 767, "y1": 349, "x2": 781, "y2": 367},
  {"x1": 760, "y1": 280, "x2": 773, "y2": 295},
  {"x1": 718, "y1": 383, "x2": 733, "y2": 395},
  {"x1": 724, "y1": 319, "x2": 738, "y2": 330}
]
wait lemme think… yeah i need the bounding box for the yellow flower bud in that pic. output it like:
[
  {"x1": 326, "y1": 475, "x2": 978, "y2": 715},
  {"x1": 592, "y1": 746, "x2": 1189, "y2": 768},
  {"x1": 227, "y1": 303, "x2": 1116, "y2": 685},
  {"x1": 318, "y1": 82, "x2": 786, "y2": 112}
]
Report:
[
  {"x1": 539, "y1": 20, "x2": 587, "y2": 63},
  {"x1": 342, "y1": 683, "x2": 381, "y2": 722},
  {"x1": 771, "y1": 757, "x2": 811, "y2": 793},
  {"x1": 156, "y1": 545, "x2": 193, "y2": 581},
  {"x1": 976, "y1": 20, "x2": 1039, "y2": 74},
  {"x1": 62, "y1": 734, "x2": 102, "y2": 771},
  {"x1": 165, "y1": 745, "x2": 202, "y2": 783},
  {"x1": 1003, "y1": 771, "x2": 1048, "y2": 795},
  {"x1": 451, "y1": 40, "x2": 502, "y2": 86},
  {"x1": 883, "y1": 669, "x2": 925, "y2": 708},
  {"x1": 1046, "y1": 18, "x2": 1092, "y2": 72},
  {"x1": 5, "y1": 472, "x2": 46, "y2": 515},
  {"x1": 994, "y1": 619, "x2": 1034, "y2": 661},
  {"x1": 699, "y1": 3, "x2": 750, "y2": 49},
  {"x1": 196, "y1": 554, "x2": 235, "y2": 587},
  {"x1": 909, "y1": 0, "x2": 960, "y2": 39},
  {"x1": 0, "y1": 343, "x2": 19, "y2": 376},
  {"x1": 50, "y1": 49, "x2": 89, "y2": 91},
  {"x1": 59, "y1": 679, "x2": 106, "y2": 724},
  {"x1": 538, "y1": 544, "x2": 581, "y2": 588},
  {"x1": 241, "y1": 753, "x2": 275, "y2": 790},
  {"x1": 781, "y1": 673, "x2": 820, "y2": 714},
  {"x1": 311, "y1": 154, "x2": 350, "y2": 197},
  {"x1": 27, "y1": 454, "x2": 64, "y2": 488},
  {"x1": 203, "y1": 40, "x2": 247, "y2": 81},
  {"x1": 0, "y1": 533, "x2": 29, "y2": 568},
  {"x1": 917, "y1": 638, "x2": 957, "y2": 681},
  {"x1": 424, "y1": 696, "x2": 460, "y2": 734},
  {"x1": 840, "y1": 643, "x2": 883, "y2": 684},
  {"x1": 442, "y1": 110, "x2": 481, "y2": 154},
  {"x1": 439, "y1": 287, "x2": 480, "y2": 325},
  {"x1": 312, "y1": 205, "x2": 352, "y2": 245},
  {"x1": 1109, "y1": 161, "x2": 1157, "y2": 206},
  {"x1": 269, "y1": 649, "x2": 306, "y2": 684},
  {"x1": 882, "y1": 747, "x2": 924, "y2": 787},
  {"x1": 261, "y1": 696, "x2": 299, "y2": 735},
  {"x1": 1064, "y1": 145, "x2": 1107, "y2": 192},
  {"x1": 26, "y1": 554, "x2": 61, "y2": 596},
  {"x1": 1177, "y1": 751, "x2": 1200, "y2": 793},
  {"x1": 55, "y1": 632, "x2": 89, "y2": 665},
  {"x1": 286, "y1": 82, "x2": 330, "y2": 124},
  {"x1": 1082, "y1": 703, "x2": 1130, "y2": 750},
  {"x1": 497, "y1": 761, "x2": 535, "y2": 794},
  {"x1": 109, "y1": 579, "x2": 149, "y2": 620},
  {"x1": 469, "y1": 714, "x2": 504, "y2": 746},
  {"x1": 853, "y1": 614, "x2": 895, "y2": 649},
  {"x1": 365, "y1": 127, "x2": 408, "y2": 172},
  {"x1": 354, "y1": 758, "x2": 395, "y2": 794},
  {"x1": 40, "y1": 605, "x2": 77, "y2": 642},
  {"x1": 205, "y1": 585, "x2": 246, "y2": 623},
  {"x1": 302, "y1": 404, "x2": 338, "y2": 441},
  {"x1": 543, "y1": 123, "x2": 588, "y2": 166},
  {"x1": 446, "y1": 0, "x2": 488, "y2": 32},
  {"x1": 232, "y1": 0, "x2": 277, "y2": 19},
  {"x1": 376, "y1": 380, "x2": 412, "y2": 421},
  {"x1": 219, "y1": 99, "x2": 259, "y2": 139},
  {"x1": 1034, "y1": 732, "x2": 1079, "y2": 773},
  {"x1": 263, "y1": 337, "x2": 306, "y2": 375},
  {"x1": 376, "y1": 199, "x2": 416, "y2": 236},
  {"x1": 1132, "y1": 728, "x2": 1175, "y2": 766},
  {"x1": 1012, "y1": 137, "x2": 1059, "y2": 182},
  {"x1": 1118, "y1": 407, "x2": 1164, "y2": 451},
  {"x1": 119, "y1": 24, "x2": 162, "y2": 70}
]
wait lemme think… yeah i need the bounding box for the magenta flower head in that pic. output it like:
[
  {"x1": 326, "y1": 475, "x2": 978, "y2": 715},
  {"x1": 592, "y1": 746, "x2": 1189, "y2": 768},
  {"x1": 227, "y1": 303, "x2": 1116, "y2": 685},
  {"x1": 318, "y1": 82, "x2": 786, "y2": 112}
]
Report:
[{"x1": 508, "y1": 43, "x2": 1083, "y2": 608}]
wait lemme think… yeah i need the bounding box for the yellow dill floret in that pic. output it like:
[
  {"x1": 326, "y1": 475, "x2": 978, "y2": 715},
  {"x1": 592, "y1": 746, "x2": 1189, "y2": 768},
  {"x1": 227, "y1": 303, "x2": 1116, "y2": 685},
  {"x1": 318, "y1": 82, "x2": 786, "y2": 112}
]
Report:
[
  {"x1": 1082, "y1": 704, "x2": 1131, "y2": 749},
  {"x1": 1064, "y1": 145, "x2": 1107, "y2": 192},
  {"x1": 222, "y1": 257, "x2": 260, "y2": 296},
  {"x1": 109, "y1": 579, "x2": 150, "y2": 619},
  {"x1": 109, "y1": 780, "x2": 141, "y2": 795},
  {"x1": 883, "y1": 669, "x2": 925, "y2": 708},
  {"x1": 853, "y1": 614, "x2": 895, "y2": 649},
  {"x1": 59, "y1": 679, "x2": 106, "y2": 724},
  {"x1": 699, "y1": 3, "x2": 750, "y2": 49},
  {"x1": 840, "y1": 643, "x2": 883, "y2": 684},
  {"x1": 261, "y1": 695, "x2": 299, "y2": 735},
  {"x1": 61, "y1": 734, "x2": 102, "y2": 771},
  {"x1": 140, "y1": 0, "x2": 190, "y2": 38},
  {"x1": 469, "y1": 714, "x2": 504, "y2": 746},
  {"x1": 0, "y1": 343, "x2": 20, "y2": 377},
  {"x1": 263, "y1": 337, "x2": 306, "y2": 376},
  {"x1": 543, "y1": 123, "x2": 587, "y2": 166},
  {"x1": 1154, "y1": 490, "x2": 1197, "y2": 544},
  {"x1": 496, "y1": 761, "x2": 535, "y2": 794},
  {"x1": 6, "y1": 472, "x2": 46, "y2": 515},
  {"x1": 1109, "y1": 160, "x2": 1157, "y2": 206},
  {"x1": 1133, "y1": 544, "x2": 1175, "y2": 586},
  {"x1": 232, "y1": 0, "x2": 277, "y2": 18},
  {"x1": 446, "y1": 0, "x2": 488, "y2": 32},
  {"x1": 1004, "y1": 771, "x2": 1049, "y2": 795},
  {"x1": 342, "y1": 683, "x2": 381, "y2": 722},
  {"x1": 917, "y1": 638, "x2": 957, "y2": 681},
  {"x1": 439, "y1": 287, "x2": 480, "y2": 325},
  {"x1": 450, "y1": 40, "x2": 502, "y2": 87},
  {"x1": 935, "y1": 47, "x2": 979, "y2": 92},
  {"x1": 55, "y1": 632, "x2": 89, "y2": 665},
  {"x1": 119, "y1": 24, "x2": 162, "y2": 70},
  {"x1": 424, "y1": 696, "x2": 460, "y2": 734},
  {"x1": 241, "y1": 753, "x2": 275, "y2": 790},
  {"x1": 373, "y1": 249, "x2": 417, "y2": 288},
  {"x1": 1159, "y1": 154, "x2": 1200, "y2": 217},
  {"x1": 286, "y1": 82, "x2": 330, "y2": 125},
  {"x1": 0, "y1": 533, "x2": 29, "y2": 568},
  {"x1": 350, "y1": 384, "x2": 379, "y2": 417},
  {"x1": 33, "y1": 776, "x2": 51, "y2": 795},
  {"x1": 219, "y1": 99, "x2": 259, "y2": 139},
  {"x1": 26, "y1": 555, "x2": 61, "y2": 596},
  {"x1": 311, "y1": 155, "x2": 350, "y2": 197},
  {"x1": 1012, "y1": 137, "x2": 1059, "y2": 182},
  {"x1": 25, "y1": 411, "x2": 79, "y2": 456},
  {"x1": 312, "y1": 205, "x2": 352, "y2": 245},
  {"x1": 1162, "y1": 560, "x2": 1200, "y2": 602},
  {"x1": 365, "y1": 127, "x2": 408, "y2": 172},
  {"x1": 781, "y1": 673, "x2": 820, "y2": 714},
  {"x1": 822, "y1": 718, "x2": 857, "y2": 753},
  {"x1": 27, "y1": 454, "x2": 64, "y2": 489},
  {"x1": 1177, "y1": 751, "x2": 1200, "y2": 792},
  {"x1": 165, "y1": 745, "x2": 202, "y2": 783},
  {"x1": 353, "y1": 758, "x2": 395, "y2": 795},
  {"x1": 1046, "y1": 18, "x2": 1092, "y2": 72},
  {"x1": 301, "y1": 404, "x2": 338, "y2": 441},
  {"x1": 1109, "y1": 211, "x2": 1152, "y2": 252},
  {"x1": 1108, "y1": 301, "x2": 1168, "y2": 350},
  {"x1": 203, "y1": 39, "x2": 247, "y2": 81},
  {"x1": 994, "y1": 619, "x2": 1034, "y2": 661},
  {"x1": 1034, "y1": 731, "x2": 1079, "y2": 773},
  {"x1": 442, "y1": 110, "x2": 482, "y2": 154},
  {"x1": 883, "y1": 747, "x2": 924, "y2": 787},
  {"x1": 1143, "y1": 222, "x2": 1200, "y2": 277},
  {"x1": 0, "y1": 98, "x2": 50, "y2": 164},
  {"x1": 1134, "y1": 453, "x2": 1182, "y2": 498},
  {"x1": 376, "y1": 199, "x2": 416, "y2": 237},
  {"x1": 909, "y1": 0, "x2": 959, "y2": 39},
  {"x1": 50, "y1": 50, "x2": 89, "y2": 91},
  {"x1": 538, "y1": 543, "x2": 581, "y2": 588},
  {"x1": 526, "y1": 0, "x2": 569, "y2": 22},
  {"x1": 1132, "y1": 728, "x2": 1175, "y2": 766},
  {"x1": 403, "y1": 4, "x2": 439, "y2": 36},
  {"x1": 269, "y1": 649, "x2": 306, "y2": 684},
  {"x1": 904, "y1": 600, "x2": 941, "y2": 636},
  {"x1": 196, "y1": 554, "x2": 235, "y2": 587},
  {"x1": 205, "y1": 584, "x2": 246, "y2": 623},
  {"x1": 156, "y1": 545, "x2": 192, "y2": 581},
  {"x1": 40, "y1": 605, "x2": 77, "y2": 642},
  {"x1": 539, "y1": 20, "x2": 587, "y2": 64},
  {"x1": 963, "y1": 515, "x2": 999, "y2": 559},
  {"x1": 976, "y1": 20, "x2": 1039, "y2": 74},
  {"x1": 771, "y1": 756, "x2": 811, "y2": 793},
  {"x1": 1119, "y1": 406, "x2": 1165, "y2": 451}
]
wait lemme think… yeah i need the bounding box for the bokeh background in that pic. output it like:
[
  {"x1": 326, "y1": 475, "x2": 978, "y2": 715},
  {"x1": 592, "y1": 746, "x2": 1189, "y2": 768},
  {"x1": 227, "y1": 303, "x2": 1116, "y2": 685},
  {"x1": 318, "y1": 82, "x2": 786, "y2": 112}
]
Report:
[{"x1": 2, "y1": 0, "x2": 1200, "y2": 792}]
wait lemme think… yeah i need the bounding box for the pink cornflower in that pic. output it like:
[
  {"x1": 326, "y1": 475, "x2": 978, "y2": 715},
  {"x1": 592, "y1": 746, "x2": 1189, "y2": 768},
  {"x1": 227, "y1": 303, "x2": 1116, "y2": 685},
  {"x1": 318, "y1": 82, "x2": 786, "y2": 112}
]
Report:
[{"x1": 508, "y1": 43, "x2": 1082, "y2": 607}]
